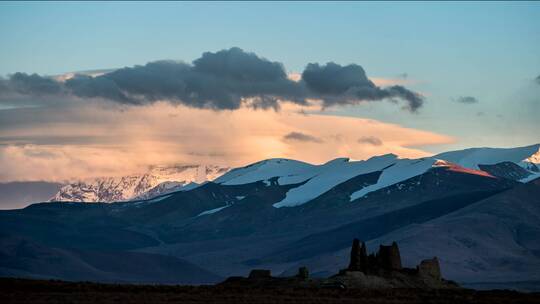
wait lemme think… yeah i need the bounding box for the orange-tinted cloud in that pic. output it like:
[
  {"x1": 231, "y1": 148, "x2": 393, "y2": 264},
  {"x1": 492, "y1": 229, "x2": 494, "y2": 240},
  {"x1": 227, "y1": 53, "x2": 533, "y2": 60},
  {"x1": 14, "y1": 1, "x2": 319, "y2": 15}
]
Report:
[{"x1": 0, "y1": 102, "x2": 454, "y2": 182}]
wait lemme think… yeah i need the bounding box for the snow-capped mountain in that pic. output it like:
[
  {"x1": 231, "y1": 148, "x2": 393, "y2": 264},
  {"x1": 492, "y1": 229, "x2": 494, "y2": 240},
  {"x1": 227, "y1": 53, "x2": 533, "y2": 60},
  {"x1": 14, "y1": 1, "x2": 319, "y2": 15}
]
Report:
[
  {"x1": 212, "y1": 144, "x2": 539, "y2": 209},
  {"x1": 50, "y1": 164, "x2": 229, "y2": 202},
  {"x1": 50, "y1": 144, "x2": 540, "y2": 205}
]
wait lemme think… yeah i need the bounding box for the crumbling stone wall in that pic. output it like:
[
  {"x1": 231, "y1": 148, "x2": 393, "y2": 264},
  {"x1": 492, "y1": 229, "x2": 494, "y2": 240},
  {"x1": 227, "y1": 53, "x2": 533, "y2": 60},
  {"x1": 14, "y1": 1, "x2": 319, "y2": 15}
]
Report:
[{"x1": 417, "y1": 257, "x2": 441, "y2": 281}]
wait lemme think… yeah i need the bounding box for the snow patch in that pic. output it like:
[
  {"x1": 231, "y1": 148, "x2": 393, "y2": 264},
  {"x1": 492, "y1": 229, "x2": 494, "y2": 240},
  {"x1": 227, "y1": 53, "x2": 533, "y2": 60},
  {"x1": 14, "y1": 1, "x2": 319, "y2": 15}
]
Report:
[
  {"x1": 273, "y1": 154, "x2": 399, "y2": 208},
  {"x1": 214, "y1": 158, "x2": 315, "y2": 186},
  {"x1": 520, "y1": 172, "x2": 540, "y2": 183},
  {"x1": 350, "y1": 158, "x2": 437, "y2": 201},
  {"x1": 147, "y1": 194, "x2": 173, "y2": 203},
  {"x1": 434, "y1": 144, "x2": 540, "y2": 170},
  {"x1": 197, "y1": 204, "x2": 231, "y2": 216}
]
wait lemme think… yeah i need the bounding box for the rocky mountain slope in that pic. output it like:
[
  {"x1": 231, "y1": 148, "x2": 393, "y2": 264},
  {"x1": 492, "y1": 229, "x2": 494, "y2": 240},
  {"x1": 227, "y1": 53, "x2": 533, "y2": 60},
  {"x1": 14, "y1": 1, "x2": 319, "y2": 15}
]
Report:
[{"x1": 50, "y1": 165, "x2": 229, "y2": 202}]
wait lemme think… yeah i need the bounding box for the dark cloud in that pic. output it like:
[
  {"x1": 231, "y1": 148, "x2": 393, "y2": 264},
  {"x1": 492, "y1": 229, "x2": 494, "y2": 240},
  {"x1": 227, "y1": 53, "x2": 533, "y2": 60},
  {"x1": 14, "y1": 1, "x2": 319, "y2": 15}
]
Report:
[
  {"x1": 301, "y1": 62, "x2": 423, "y2": 111},
  {"x1": 283, "y1": 132, "x2": 323, "y2": 143},
  {"x1": 0, "y1": 48, "x2": 424, "y2": 112},
  {"x1": 536, "y1": 75, "x2": 540, "y2": 85},
  {"x1": 64, "y1": 48, "x2": 305, "y2": 110},
  {"x1": 65, "y1": 74, "x2": 134, "y2": 104},
  {"x1": 1, "y1": 73, "x2": 62, "y2": 96},
  {"x1": 455, "y1": 96, "x2": 479, "y2": 104},
  {"x1": 358, "y1": 136, "x2": 383, "y2": 146}
]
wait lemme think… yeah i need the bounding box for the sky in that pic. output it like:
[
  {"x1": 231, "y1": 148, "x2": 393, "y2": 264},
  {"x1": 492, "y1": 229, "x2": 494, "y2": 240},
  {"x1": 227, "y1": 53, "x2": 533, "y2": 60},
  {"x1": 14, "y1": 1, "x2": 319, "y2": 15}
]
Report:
[{"x1": 0, "y1": 1, "x2": 539, "y2": 182}]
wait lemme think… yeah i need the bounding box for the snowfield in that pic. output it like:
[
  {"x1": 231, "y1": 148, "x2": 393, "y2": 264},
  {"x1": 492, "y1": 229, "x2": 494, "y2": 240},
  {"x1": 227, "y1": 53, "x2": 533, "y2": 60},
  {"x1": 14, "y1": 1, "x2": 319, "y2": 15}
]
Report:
[
  {"x1": 214, "y1": 158, "x2": 315, "y2": 185},
  {"x1": 349, "y1": 158, "x2": 437, "y2": 201},
  {"x1": 274, "y1": 155, "x2": 399, "y2": 207},
  {"x1": 434, "y1": 143, "x2": 540, "y2": 170}
]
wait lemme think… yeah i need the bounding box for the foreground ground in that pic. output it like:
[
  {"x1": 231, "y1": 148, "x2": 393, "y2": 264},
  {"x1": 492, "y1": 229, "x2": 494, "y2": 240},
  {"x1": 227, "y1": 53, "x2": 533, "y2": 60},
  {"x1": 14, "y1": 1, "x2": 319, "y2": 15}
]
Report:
[{"x1": 1, "y1": 278, "x2": 540, "y2": 304}]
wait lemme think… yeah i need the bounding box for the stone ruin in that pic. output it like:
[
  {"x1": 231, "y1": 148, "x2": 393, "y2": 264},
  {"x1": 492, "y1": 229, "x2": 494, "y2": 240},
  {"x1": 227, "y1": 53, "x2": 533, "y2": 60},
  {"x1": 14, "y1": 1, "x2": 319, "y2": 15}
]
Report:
[
  {"x1": 417, "y1": 257, "x2": 441, "y2": 280},
  {"x1": 347, "y1": 239, "x2": 402, "y2": 274},
  {"x1": 220, "y1": 238, "x2": 456, "y2": 289},
  {"x1": 343, "y1": 238, "x2": 441, "y2": 281}
]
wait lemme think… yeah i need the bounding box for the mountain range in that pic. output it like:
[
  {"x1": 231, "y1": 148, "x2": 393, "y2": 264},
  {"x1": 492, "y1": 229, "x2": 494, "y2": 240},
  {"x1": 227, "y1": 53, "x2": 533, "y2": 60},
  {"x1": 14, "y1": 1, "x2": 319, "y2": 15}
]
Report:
[
  {"x1": 50, "y1": 164, "x2": 230, "y2": 202},
  {"x1": 0, "y1": 144, "x2": 539, "y2": 289}
]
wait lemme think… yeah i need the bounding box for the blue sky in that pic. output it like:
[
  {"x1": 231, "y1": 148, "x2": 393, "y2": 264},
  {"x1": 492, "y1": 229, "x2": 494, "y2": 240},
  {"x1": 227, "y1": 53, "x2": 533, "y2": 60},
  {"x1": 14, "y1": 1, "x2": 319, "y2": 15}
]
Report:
[
  {"x1": 0, "y1": 1, "x2": 539, "y2": 181},
  {"x1": 1, "y1": 2, "x2": 539, "y2": 77}
]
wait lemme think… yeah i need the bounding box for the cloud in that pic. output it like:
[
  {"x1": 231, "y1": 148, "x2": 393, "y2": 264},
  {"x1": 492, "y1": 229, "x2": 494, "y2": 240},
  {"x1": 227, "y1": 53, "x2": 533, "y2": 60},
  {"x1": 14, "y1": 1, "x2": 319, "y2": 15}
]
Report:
[
  {"x1": 301, "y1": 62, "x2": 424, "y2": 111},
  {"x1": 0, "y1": 135, "x2": 120, "y2": 146},
  {"x1": 0, "y1": 73, "x2": 62, "y2": 96},
  {"x1": 65, "y1": 74, "x2": 135, "y2": 104},
  {"x1": 0, "y1": 48, "x2": 424, "y2": 112},
  {"x1": 370, "y1": 74, "x2": 420, "y2": 87},
  {"x1": 358, "y1": 136, "x2": 383, "y2": 146},
  {"x1": 455, "y1": 96, "x2": 479, "y2": 104},
  {"x1": 0, "y1": 102, "x2": 454, "y2": 182},
  {"x1": 283, "y1": 131, "x2": 323, "y2": 143},
  {"x1": 536, "y1": 75, "x2": 540, "y2": 85}
]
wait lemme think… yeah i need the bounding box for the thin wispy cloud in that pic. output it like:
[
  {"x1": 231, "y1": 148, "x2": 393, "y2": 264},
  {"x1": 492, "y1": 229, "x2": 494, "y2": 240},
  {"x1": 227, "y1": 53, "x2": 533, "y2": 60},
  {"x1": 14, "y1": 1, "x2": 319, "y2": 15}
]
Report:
[
  {"x1": 283, "y1": 132, "x2": 323, "y2": 143},
  {"x1": 358, "y1": 136, "x2": 383, "y2": 146},
  {"x1": 454, "y1": 96, "x2": 479, "y2": 104}
]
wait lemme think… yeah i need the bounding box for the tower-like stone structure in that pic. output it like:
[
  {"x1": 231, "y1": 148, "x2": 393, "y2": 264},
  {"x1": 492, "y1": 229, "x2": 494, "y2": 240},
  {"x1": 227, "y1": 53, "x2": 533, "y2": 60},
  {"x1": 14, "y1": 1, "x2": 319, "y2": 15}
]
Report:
[
  {"x1": 377, "y1": 241, "x2": 402, "y2": 270},
  {"x1": 346, "y1": 239, "x2": 403, "y2": 274},
  {"x1": 348, "y1": 238, "x2": 368, "y2": 272}
]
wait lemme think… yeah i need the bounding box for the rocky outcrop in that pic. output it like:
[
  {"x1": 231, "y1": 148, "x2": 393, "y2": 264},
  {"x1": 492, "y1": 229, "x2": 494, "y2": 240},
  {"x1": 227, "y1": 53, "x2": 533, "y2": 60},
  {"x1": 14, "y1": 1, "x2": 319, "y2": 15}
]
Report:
[{"x1": 478, "y1": 162, "x2": 533, "y2": 181}]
